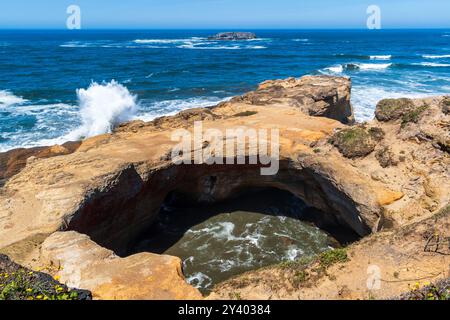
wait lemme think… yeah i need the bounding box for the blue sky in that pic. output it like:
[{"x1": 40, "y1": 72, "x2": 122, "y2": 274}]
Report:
[{"x1": 0, "y1": 0, "x2": 449, "y2": 29}]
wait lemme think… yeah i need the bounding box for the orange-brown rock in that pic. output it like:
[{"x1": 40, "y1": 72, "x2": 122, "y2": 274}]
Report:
[
  {"x1": 40, "y1": 231, "x2": 202, "y2": 300},
  {"x1": 0, "y1": 75, "x2": 448, "y2": 300},
  {"x1": 216, "y1": 76, "x2": 354, "y2": 124},
  {"x1": 0, "y1": 141, "x2": 80, "y2": 186}
]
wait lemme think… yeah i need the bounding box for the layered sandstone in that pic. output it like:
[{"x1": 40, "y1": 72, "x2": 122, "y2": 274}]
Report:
[
  {"x1": 40, "y1": 231, "x2": 202, "y2": 300},
  {"x1": 0, "y1": 75, "x2": 448, "y2": 300}
]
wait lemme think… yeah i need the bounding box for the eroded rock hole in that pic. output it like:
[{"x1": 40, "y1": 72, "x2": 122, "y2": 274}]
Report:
[{"x1": 128, "y1": 187, "x2": 359, "y2": 293}]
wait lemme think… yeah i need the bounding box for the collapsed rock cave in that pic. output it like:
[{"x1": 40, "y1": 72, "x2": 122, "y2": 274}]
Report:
[{"x1": 64, "y1": 161, "x2": 364, "y2": 292}]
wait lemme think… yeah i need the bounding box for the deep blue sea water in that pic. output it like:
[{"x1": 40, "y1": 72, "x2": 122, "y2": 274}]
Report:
[{"x1": 0, "y1": 29, "x2": 449, "y2": 151}]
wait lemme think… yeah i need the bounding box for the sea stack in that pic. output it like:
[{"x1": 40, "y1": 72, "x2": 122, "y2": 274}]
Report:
[{"x1": 208, "y1": 32, "x2": 257, "y2": 40}]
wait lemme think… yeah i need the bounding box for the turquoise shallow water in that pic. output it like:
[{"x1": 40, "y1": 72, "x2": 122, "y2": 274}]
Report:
[{"x1": 0, "y1": 29, "x2": 449, "y2": 151}]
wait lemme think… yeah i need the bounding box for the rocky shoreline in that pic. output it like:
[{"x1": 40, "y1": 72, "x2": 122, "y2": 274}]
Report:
[{"x1": 0, "y1": 75, "x2": 449, "y2": 300}]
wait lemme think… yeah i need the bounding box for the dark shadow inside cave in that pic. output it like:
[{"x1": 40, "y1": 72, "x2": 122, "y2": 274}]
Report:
[
  {"x1": 126, "y1": 187, "x2": 360, "y2": 293},
  {"x1": 130, "y1": 187, "x2": 360, "y2": 255}
]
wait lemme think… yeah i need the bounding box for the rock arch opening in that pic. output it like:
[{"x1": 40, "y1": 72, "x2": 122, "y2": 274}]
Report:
[
  {"x1": 65, "y1": 160, "x2": 369, "y2": 258},
  {"x1": 129, "y1": 187, "x2": 360, "y2": 292}
]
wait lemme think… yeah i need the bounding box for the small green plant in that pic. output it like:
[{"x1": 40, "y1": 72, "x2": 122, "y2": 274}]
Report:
[
  {"x1": 0, "y1": 269, "x2": 83, "y2": 300},
  {"x1": 279, "y1": 255, "x2": 315, "y2": 271},
  {"x1": 331, "y1": 127, "x2": 376, "y2": 158},
  {"x1": 292, "y1": 271, "x2": 309, "y2": 287},
  {"x1": 401, "y1": 281, "x2": 449, "y2": 300},
  {"x1": 368, "y1": 127, "x2": 385, "y2": 142},
  {"x1": 401, "y1": 104, "x2": 429, "y2": 128},
  {"x1": 319, "y1": 248, "x2": 349, "y2": 269},
  {"x1": 0, "y1": 254, "x2": 90, "y2": 300},
  {"x1": 229, "y1": 292, "x2": 242, "y2": 300}
]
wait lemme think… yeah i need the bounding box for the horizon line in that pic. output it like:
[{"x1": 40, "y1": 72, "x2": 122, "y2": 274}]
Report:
[{"x1": 1, "y1": 27, "x2": 450, "y2": 31}]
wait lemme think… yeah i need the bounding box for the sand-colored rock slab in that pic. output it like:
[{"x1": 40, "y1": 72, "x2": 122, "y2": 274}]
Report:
[{"x1": 40, "y1": 231, "x2": 202, "y2": 300}]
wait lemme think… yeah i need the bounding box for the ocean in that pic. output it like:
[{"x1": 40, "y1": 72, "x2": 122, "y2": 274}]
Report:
[{"x1": 0, "y1": 29, "x2": 449, "y2": 152}]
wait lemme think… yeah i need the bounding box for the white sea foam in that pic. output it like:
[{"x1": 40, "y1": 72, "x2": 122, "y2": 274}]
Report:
[
  {"x1": 422, "y1": 54, "x2": 450, "y2": 59},
  {"x1": 357, "y1": 63, "x2": 392, "y2": 70},
  {"x1": 134, "y1": 37, "x2": 266, "y2": 50},
  {"x1": 177, "y1": 43, "x2": 240, "y2": 50},
  {"x1": 413, "y1": 62, "x2": 450, "y2": 67},
  {"x1": 0, "y1": 90, "x2": 27, "y2": 107},
  {"x1": 0, "y1": 102, "x2": 79, "y2": 152},
  {"x1": 285, "y1": 247, "x2": 304, "y2": 260},
  {"x1": 323, "y1": 65, "x2": 344, "y2": 74},
  {"x1": 133, "y1": 38, "x2": 206, "y2": 44},
  {"x1": 351, "y1": 86, "x2": 436, "y2": 122},
  {"x1": 321, "y1": 62, "x2": 392, "y2": 74},
  {"x1": 138, "y1": 96, "x2": 231, "y2": 121},
  {"x1": 1, "y1": 95, "x2": 229, "y2": 152},
  {"x1": 246, "y1": 38, "x2": 271, "y2": 41},
  {"x1": 370, "y1": 55, "x2": 392, "y2": 60},
  {"x1": 213, "y1": 222, "x2": 236, "y2": 240},
  {"x1": 185, "y1": 272, "x2": 212, "y2": 289},
  {"x1": 247, "y1": 45, "x2": 267, "y2": 49},
  {"x1": 60, "y1": 41, "x2": 91, "y2": 48},
  {"x1": 65, "y1": 80, "x2": 137, "y2": 140},
  {"x1": 292, "y1": 38, "x2": 309, "y2": 42}
]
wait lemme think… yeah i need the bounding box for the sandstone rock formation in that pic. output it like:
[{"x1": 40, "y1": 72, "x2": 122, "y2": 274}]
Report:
[
  {"x1": 0, "y1": 141, "x2": 80, "y2": 187},
  {"x1": 0, "y1": 75, "x2": 448, "y2": 300},
  {"x1": 216, "y1": 76, "x2": 354, "y2": 124},
  {"x1": 40, "y1": 231, "x2": 202, "y2": 300}
]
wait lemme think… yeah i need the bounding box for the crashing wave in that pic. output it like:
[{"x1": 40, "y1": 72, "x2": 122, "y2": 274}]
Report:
[
  {"x1": 65, "y1": 80, "x2": 137, "y2": 140},
  {"x1": 0, "y1": 90, "x2": 27, "y2": 107}
]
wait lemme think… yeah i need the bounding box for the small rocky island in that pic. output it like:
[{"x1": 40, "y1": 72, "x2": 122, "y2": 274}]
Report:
[{"x1": 208, "y1": 32, "x2": 257, "y2": 40}]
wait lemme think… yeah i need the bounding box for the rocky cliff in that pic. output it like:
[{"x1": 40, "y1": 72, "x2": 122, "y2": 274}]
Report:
[{"x1": 0, "y1": 75, "x2": 448, "y2": 300}]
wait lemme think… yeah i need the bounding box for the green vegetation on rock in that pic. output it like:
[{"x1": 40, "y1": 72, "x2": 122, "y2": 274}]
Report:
[
  {"x1": 401, "y1": 104, "x2": 429, "y2": 128},
  {"x1": 375, "y1": 98, "x2": 415, "y2": 121},
  {"x1": 331, "y1": 127, "x2": 376, "y2": 158},
  {"x1": 375, "y1": 98, "x2": 430, "y2": 127},
  {"x1": 319, "y1": 248, "x2": 349, "y2": 268},
  {"x1": 0, "y1": 254, "x2": 91, "y2": 300},
  {"x1": 368, "y1": 127, "x2": 385, "y2": 142},
  {"x1": 398, "y1": 279, "x2": 449, "y2": 300}
]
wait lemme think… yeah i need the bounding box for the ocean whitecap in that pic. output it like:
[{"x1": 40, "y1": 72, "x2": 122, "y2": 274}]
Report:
[
  {"x1": 413, "y1": 62, "x2": 450, "y2": 67},
  {"x1": 370, "y1": 55, "x2": 392, "y2": 60},
  {"x1": 355, "y1": 63, "x2": 392, "y2": 70},
  {"x1": 0, "y1": 90, "x2": 27, "y2": 107},
  {"x1": 422, "y1": 54, "x2": 450, "y2": 59}
]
